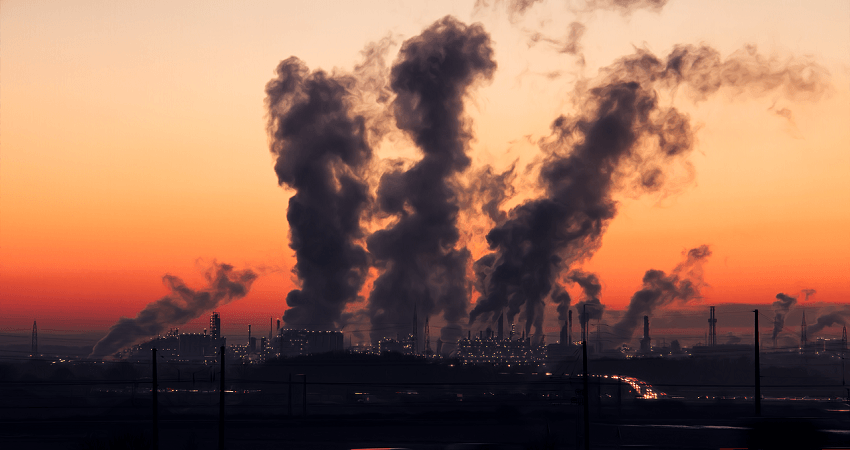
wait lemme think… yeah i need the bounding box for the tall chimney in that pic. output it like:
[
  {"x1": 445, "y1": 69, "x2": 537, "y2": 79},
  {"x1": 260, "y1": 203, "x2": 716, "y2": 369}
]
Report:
[
  {"x1": 801, "y1": 311, "x2": 807, "y2": 349},
  {"x1": 210, "y1": 312, "x2": 221, "y2": 339},
  {"x1": 412, "y1": 304, "x2": 418, "y2": 355},
  {"x1": 31, "y1": 321, "x2": 37, "y2": 356},
  {"x1": 568, "y1": 310, "x2": 573, "y2": 345},
  {"x1": 424, "y1": 315, "x2": 431, "y2": 354},
  {"x1": 708, "y1": 306, "x2": 717, "y2": 347},
  {"x1": 497, "y1": 312, "x2": 504, "y2": 341},
  {"x1": 640, "y1": 315, "x2": 651, "y2": 353}
]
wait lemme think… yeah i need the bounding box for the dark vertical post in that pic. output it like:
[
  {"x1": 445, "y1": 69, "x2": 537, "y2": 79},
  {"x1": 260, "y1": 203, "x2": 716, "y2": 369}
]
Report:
[
  {"x1": 152, "y1": 348, "x2": 158, "y2": 450},
  {"x1": 754, "y1": 310, "x2": 761, "y2": 416},
  {"x1": 288, "y1": 373, "x2": 293, "y2": 416},
  {"x1": 617, "y1": 378, "x2": 622, "y2": 417},
  {"x1": 219, "y1": 346, "x2": 225, "y2": 450},
  {"x1": 583, "y1": 305, "x2": 590, "y2": 450},
  {"x1": 302, "y1": 374, "x2": 307, "y2": 418}
]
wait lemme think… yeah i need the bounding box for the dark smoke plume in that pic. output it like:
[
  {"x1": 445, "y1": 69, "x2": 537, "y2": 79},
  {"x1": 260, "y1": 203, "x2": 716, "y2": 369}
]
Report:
[
  {"x1": 550, "y1": 284, "x2": 572, "y2": 322},
  {"x1": 266, "y1": 56, "x2": 374, "y2": 330},
  {"x1": 366, "y1": 17, "x2": 497, "y2": 343},
  {"x1": 611, "y1": 246, "x2": 711, "y2": 344},
  {"x1": 90, "y1": 263, "x2": 257, "y2": 359},
  {"x1": 772, "y1": 293, "x2": 797, "y2": 341},
  {"x1": 802, "y1": 289, "x2": 816, "y2": 301},
  {"x1": 470, "y1": 42, "x2": 827, "y2": 338},
  {"x1": 808, "y1": 308, "x2": 850, "y2": 336}
]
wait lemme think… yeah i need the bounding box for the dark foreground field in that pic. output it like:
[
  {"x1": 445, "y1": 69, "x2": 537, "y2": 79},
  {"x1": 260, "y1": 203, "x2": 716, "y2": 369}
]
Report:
[
  {"x1": 2, "y1": 354, "x2": 849, "y2": 449},
  {"x1": 2, "y1": 398, "x2": 849, "y2": 450}
]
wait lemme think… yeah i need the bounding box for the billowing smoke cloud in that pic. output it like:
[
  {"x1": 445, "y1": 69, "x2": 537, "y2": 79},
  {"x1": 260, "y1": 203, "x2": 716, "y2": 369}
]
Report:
[
  {"x1": 802, "y1": 289, "x2": 817, "y2": 301},
  {"x1": 808, "y1": 308, "x2": 850, "y2": 336},
  {"x1": 90, "y1": 263, "x2": 257, "y2": 359},
  {"x1": 772, "y1": 293, "x2": 797, "y2": 341},
  {"x1": 266, "y1": 56, "x2": 375, "y2": 330},
  {"x1": 367, "y1": 17, "x2": 497, "y2": 343},
  {"x1": 570, "y1": 270, "x2": 605, "y2": 331},
  {"x1": 611, "y1": 246, "x2": 711, "y2": 344},
  {"x1": 469, "y1": 42, "x2": 827, "y2": 339}
]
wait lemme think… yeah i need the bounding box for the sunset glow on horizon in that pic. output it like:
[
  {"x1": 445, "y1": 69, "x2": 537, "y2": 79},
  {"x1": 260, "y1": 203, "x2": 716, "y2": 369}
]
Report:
[{"x1": 2, "y1": 1, "x2": 848, "y2": 346}]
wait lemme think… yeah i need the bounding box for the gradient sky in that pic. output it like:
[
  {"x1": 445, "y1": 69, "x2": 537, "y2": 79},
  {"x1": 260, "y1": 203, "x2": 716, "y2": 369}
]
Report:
[{"x1": 1, "y1": 0, "x2": 848, "y2": 343}]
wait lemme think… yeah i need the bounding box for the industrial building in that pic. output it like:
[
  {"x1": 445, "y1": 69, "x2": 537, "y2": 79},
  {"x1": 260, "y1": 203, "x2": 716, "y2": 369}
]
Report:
[
  {"x1": 122, "y1": 320, "x2": 226, "y2": 363},
  {"x1": 457, "y1": 327, "x2": 546, "y2": 366},
  {"x1": 276, "y1": 329, "x2": 344, "y2": 357}
]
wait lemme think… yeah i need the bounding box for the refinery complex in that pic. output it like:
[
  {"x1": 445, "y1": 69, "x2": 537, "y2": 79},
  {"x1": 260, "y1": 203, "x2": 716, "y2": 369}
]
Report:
[{"x1": 96, "y1": 306, "x2": 848, "y2": 368}]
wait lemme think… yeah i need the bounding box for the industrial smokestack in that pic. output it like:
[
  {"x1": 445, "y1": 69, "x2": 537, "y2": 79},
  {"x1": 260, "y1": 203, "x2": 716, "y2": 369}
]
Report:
[
  {"x1": 210, "y1": 312, "x2": 221, "y2": 339},
  {"x1": 708, "y1": 306, "x2": 717, "y2": 347},
  {"x1": 31, "y1": 321, "x2": 37, "y2": 356},
  {"x1": 568, "y1": 309, "x2": 573, "y2": 345},
  {"x1": 640, "y1": 315, "x2": 651, "y2": 353},
  {"x1": 90, "y1": 263, "x2": 256, "y2": 359},
  {"x1": 497, "y1": 312, "x2": 504, "y2": 340}
]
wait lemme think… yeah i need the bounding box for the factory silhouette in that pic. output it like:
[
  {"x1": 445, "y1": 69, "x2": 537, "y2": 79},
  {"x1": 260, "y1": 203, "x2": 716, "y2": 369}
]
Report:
[
  {"x1": 97, "y1": 305, "x2": 848, "y2": 366},
  {"x1": 8, "y1": 303, "x2": 849, "y2": 449}
]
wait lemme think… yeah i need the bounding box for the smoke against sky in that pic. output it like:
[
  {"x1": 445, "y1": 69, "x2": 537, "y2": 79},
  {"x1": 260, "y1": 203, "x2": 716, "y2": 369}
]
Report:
[
  {"x1": 366, "y1": 17, "x2": 497, "y2": 345},
  {"x1": 772, "y1": 292, "x2": 797, "y2": 342},
  {"x1": 262, "y1": 12, "x2": 832, "y2": 345},
  {"x1": 808, "y1": 307, "x2": 850, "y2": 336},
  {"x1": 467, "y1": 41, "x2": 827, "y2": 341},
  {"x1": 612, "y1": 245, "x2": 711, "y2": 345},
  {"x1": 90, "y1": 263, "x2": 257, "y2": 358},
  {"x1": 2, "y1": 2, "x2": 846, "y2": 345},
  {"x1": 265, "y1": 56, "x2": 375, "y2": 331}
]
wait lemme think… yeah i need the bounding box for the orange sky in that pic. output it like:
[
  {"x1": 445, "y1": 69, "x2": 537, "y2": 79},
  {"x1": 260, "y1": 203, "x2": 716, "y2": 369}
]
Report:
[{"x1": 1, "y1": 0, "x2": 848, "y2": 341}]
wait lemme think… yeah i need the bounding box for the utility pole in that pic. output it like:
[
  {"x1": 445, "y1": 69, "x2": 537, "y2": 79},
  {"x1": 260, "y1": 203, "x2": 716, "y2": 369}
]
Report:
[
  {"x1": 302, "y1": 374, "x2": 307, "y2": 418},
  {"x1": 219, "y1": 346, "x2": 225, "y2": 450},
  {"x1": 152, "y1": 348, "x2": 159, "y2": 450},
  {"x1": 754, "y1": 310, "x2": 761, "y2": 416},
  {"x1": 583, "y1": 305, "x2": 590, "y2": 450}
]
